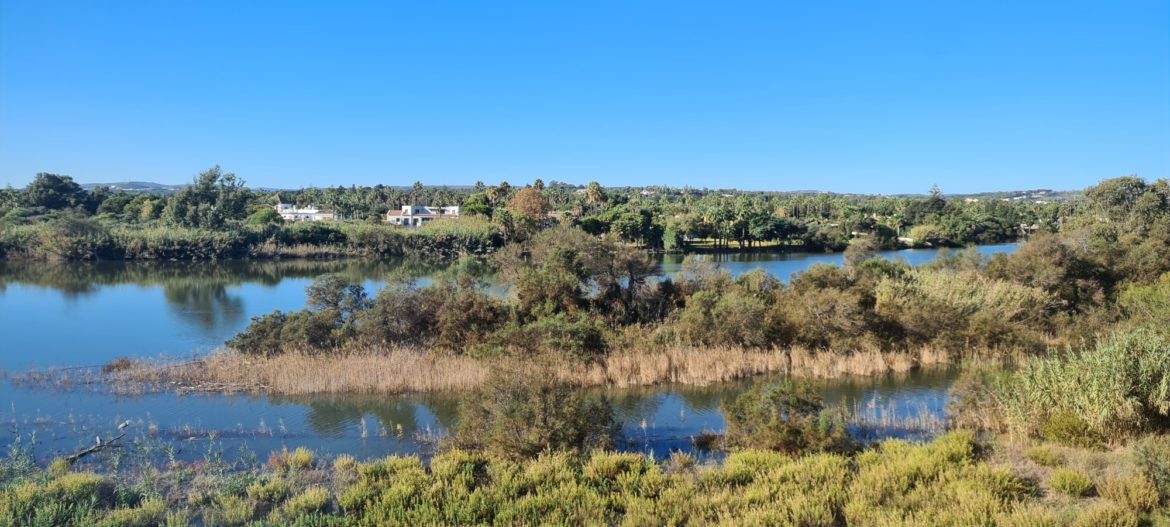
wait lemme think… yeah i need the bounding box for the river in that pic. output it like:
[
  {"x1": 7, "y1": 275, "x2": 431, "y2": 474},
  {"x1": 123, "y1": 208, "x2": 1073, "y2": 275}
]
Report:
[{"x1": 0, "y1": 244, "x2": 1015, "y2": 463}]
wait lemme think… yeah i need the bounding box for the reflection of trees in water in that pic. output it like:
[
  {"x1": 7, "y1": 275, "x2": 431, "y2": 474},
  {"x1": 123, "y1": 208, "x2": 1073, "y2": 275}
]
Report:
[
  {"x1": 605, "y1": 389, "x2": 664, "y2": 423},
  {"x1": 0, "y1": 258, "x2": 440, "y2": 296},
  {"x1": 274, "y1": 394, "x2": 422, "y2": 438},
  {"x1": 0, "y1": 257, "x2": 447, "y2": 332},
  {"x1": 273, "y1": 393, "x2": 462, "y2": 438},
  {"x1": 674, "y1": 385, "x2": 739, "y2": 413},
  {"x1": 414, "y1": 395, "x2": 461, "y2": 432},
  {"x1": 163, "y1": 282, "x2": 246, "y2": 329}
]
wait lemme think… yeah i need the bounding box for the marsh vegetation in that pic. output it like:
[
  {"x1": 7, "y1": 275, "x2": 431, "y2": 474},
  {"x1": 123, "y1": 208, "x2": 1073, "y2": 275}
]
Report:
[{"x1": 3, "y1": 176, "x2": 1169, "y2": 525}]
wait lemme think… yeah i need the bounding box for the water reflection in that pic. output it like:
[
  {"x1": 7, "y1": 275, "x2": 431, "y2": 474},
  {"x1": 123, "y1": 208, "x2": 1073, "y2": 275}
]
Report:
[
  {"x1": 1, "y1": 247, "x2": 1007, "y2": 463},
  {"x1": 272, "y1": 393, "x2": 461, "y2": 440},
  {"x1": 0, "y1": 258, "x2": 439, "y2": 299}
]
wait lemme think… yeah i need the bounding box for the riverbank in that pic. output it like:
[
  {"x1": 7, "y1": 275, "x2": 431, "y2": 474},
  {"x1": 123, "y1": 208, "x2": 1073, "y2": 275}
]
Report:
[
  {"x1": 0, "y1": 218, "x2": 502, "y2": 261},
  {"x1": 2, "y1": 431, "x2": 1164, "y2": 526},
  {"x1": 74, "y1": 344, "x2": 979, "y2": 397}
]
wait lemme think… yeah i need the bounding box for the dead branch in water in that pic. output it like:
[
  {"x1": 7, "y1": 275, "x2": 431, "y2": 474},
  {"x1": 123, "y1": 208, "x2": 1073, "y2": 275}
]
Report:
[
  {"x1": 176, "y1": 382, "x2": 268, "y2": 395},
  {"x1": 65, "y1": 431, "x2": 127, "y2": 465}
]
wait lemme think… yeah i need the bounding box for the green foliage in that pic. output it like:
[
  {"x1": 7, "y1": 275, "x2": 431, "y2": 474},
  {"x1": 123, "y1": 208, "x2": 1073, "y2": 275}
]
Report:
[
  {"x1": 1098, "y1": 474, "x2": 1160, "y2": 512},
  {"x1": 845, "y1": 431, "x2": 1037, "y2": 525},
  {"x1": 1039, "y1": 412, "x2": 1103, "y2": 449},
  {"x1": 874, "y1": 267, "x2": 1053, "y2": 348},
  {"x1": 24, "y1": 173, "x2": 87, "y2": 210},
  {"x1": 246, "y1": 478, "x2": 292, "y2": 504},
  {"x1": 163, "y1": 166, "x2": 250, "y2": 229},
  {"x1": 1070, "y1": 502, "x2": 1141, "y2": 527},
  {"x1": 246, "y1": 207, "x2": 284, "y2": 226},
  {"x1": 450, "y1": 367, "x2": 619, "y2": 460},
  {"x1": 1023, "y1": 445, "x2": 1065, "y2": 467},
  {"x1": 8, "y1": 432, "x2": 1168, "y2": 526},
  {"x1": 1135, "y1": 435, "x2": 1170, "y2": 504},
  {"x1": 998, "y1": 326, "x2": 1170, "y2": 443},
  {"x1": 96, "y1": 498, "x2": 167, "y2": 527},
  {"x1": 722, "y1": 380, "x2": 854, "y2": 454},
  {"x1": 1048, "y1": 468, "x2": 1094, "y2": 497}
]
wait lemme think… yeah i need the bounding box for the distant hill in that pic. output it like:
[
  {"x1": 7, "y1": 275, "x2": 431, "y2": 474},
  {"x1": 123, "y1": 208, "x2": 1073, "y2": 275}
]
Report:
[
  {"x1": 947, "y1": 189, "x2": 1081, "y2": 203},
  {"x1": 80, "y1": 181, "x2": 187, "y2": 195},
  {"x1": 75, "y1": 180, "x2": 1080, "y2": 202}
]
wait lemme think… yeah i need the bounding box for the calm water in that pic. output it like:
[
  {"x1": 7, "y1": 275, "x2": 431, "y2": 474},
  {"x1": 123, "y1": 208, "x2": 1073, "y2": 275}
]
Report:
[{"x1": 1, "y1": 244, "x2": 1014, "y2": 463}]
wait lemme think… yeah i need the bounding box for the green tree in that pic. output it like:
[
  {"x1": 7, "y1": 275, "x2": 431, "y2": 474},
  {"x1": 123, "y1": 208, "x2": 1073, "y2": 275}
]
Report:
[
  {"x1": 450, "y1": 366, "x2": 618, "y2": 460},
  {"x1": 24, "y1": 173, "x2": 87, "y2": 210},
  {"x1": 163, "y1": 166, "x2": 249, "y2": 229},
  {"x1": 722, "y1": 380, "x2": 854, "y2": 454},
  {"x1": 247, "y1": 207, "x2": 284, "y2": 225}
]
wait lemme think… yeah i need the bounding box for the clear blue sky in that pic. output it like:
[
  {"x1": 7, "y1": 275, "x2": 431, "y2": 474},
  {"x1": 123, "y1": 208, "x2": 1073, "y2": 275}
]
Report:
[{"x1": 2, "y1": 1, "x2": 1167, "y2": 194}]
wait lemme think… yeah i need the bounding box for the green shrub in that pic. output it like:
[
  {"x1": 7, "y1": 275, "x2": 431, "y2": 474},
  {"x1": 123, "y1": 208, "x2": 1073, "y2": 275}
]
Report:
[
  {"x1": 1024, "y1": 445, "x2": 1065, "y2": 467},
  {"x1": 1069, "y1": 502, "x2": 1140, "y2": 527},
  {"x1": 450, "y1": 367, "x2": 618, "y2": 460},
  {"x1": 722, "y1": 380, "x2": 855, "y2": 454},
  {"x1": 1098, "y1": 474, "x2": 1159, "y2": 512},
  {"x1": 98, "y1": 498, "x2": 166, "y2": 527},
  {"x1": 246, "y1": 478, "x2": 292, "y2": 503},
  {"x1": 280, "y1": 488, "x2": 331, "y2": 518},
  {"x1": 288, "y1": 447, "x2": 316, "y2": 470},
  {"x1": 1039, "y1": 412, "x2": 1104, "y2": 449},
  {"x1": 1135, "y1": 435, "x2": 1170, "y2": 504},
  {"x1": 1048, "y1": 468, "x2": 1094, "y2": 497},
  {"x1": 204, "y1": 494, "x2": 253, "y2": 526}
]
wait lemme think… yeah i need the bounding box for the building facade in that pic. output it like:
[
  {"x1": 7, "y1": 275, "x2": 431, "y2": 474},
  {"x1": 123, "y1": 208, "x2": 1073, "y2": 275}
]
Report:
[
  {"x1": 274, "y1": 196, "x2": 336, "y2": 222},
  {"x1": 386, "y1": 205, "x2": 460, "y2": 226}
]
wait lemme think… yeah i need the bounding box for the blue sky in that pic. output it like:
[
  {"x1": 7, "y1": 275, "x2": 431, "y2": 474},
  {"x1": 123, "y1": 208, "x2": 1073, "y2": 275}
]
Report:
[{"x1": 1, "y1": 1, "x2": 1167, "y2": 194}]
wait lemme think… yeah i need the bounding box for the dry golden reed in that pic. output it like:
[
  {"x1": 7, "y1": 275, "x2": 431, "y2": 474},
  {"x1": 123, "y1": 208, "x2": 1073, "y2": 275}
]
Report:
[{"x1": 110, "y1": 343, "x2": 959, "y2": 396}]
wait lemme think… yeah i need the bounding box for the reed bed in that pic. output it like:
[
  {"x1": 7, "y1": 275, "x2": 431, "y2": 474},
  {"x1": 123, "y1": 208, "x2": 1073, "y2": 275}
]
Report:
[
  {"x1": 109, "y1": 348, "x2": 489, "y2": 395},
  {"x1": 101, "y1": 344, "x2": 962, "y2": 396}
]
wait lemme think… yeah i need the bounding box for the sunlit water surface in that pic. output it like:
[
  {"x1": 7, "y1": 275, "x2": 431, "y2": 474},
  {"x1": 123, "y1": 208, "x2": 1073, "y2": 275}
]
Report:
[{"x1": 0, "y1": 245, "x2": 1015, "y2": 463}]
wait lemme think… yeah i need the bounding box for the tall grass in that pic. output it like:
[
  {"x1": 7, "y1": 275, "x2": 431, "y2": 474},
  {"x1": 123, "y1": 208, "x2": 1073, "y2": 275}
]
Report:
[
  {"x1": 106, "y1": 344, "x2": 960, "y2": 396},
  {"x1": 997, "y1": 325, "x2": 1170, "y2": 443}
]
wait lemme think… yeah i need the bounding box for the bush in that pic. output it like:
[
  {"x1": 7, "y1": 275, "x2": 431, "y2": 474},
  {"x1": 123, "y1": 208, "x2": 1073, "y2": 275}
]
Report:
[
  {"x1": 449, "y1": 367, "x2": 618, "y2": 460},
  {"x1": 722, "y1": 380, "x2": 855, "y2": 455},
  {"x1": 1097, "y1": 474, "x2": 1159, "y2": 512},
  {"x1": 1069, "y1": 502, "x2": 1140, "y2": 527},
  {"x1": 98, "y1": 498, "x2": 166, "y2": 527},
  {"x1": 1039, "y1": 412, "x2": 1103, "y2": 449},
  {"x1": 1134, "y1": 435, "x2": 1170, "y2": 504},
  {"x1": 288, "y1": 447, "x2": 315, "y2": 470},
  {"x1": 1023, "y1": 446, "x2": 1065, "y2": 467},
  {"x1": 1048, "y1": 468, "x2": 1093, "y2": 497},
  {"x1": 246, "y1": 478, "x2": 292, "y2": 503},
  {"x1": 280, "y1": 488, "x2": 331, "y2": 517},
  {"x1": 205, "y1": 494, "x2": 253, "y2": 526}
]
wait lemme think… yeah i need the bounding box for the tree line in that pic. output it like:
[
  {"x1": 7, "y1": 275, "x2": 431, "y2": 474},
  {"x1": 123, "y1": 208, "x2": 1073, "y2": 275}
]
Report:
[{"x1": 2, "y1": 166, "x2": 1070, "y2": 260}]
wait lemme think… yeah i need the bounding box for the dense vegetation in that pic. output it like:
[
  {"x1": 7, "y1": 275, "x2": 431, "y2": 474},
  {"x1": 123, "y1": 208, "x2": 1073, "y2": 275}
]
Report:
[
  {"x1": 223, "y1": 177, "x2": 1167, "y2": 365},
  {"x1": 4, "y1": 175, "x2": 1168, "y2": 525},
  {"x1": 2, "y1": 167, "x2": 1066, "y2": 261},
  {"x1": 3, "y1": 431, "x2": 1166, "y2": 526}
]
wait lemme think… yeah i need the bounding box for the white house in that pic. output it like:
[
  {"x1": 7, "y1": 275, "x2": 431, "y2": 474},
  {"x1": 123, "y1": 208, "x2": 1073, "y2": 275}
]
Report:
[
  {"x1": 386, "y1": 205, "x2": 460, "y2": 227},
  {"x1": 274, "y1": 196, "x2": 336, "y2": 222}
]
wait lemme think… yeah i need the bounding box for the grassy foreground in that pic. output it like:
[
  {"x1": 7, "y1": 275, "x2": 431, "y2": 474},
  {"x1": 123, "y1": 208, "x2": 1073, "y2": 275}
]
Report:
[{"x1": 3, "y1": 432, "x2": 1166, "y2": 526}]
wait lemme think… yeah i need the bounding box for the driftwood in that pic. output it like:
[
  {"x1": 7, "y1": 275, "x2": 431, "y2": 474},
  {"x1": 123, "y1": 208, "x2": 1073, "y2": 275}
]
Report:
[
  {"x1": 65, "y1": 431, "x2": 127, "y2": 464},
  {"x1": 176, "y1": 382, "x2": 268, "y2": 395}
]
